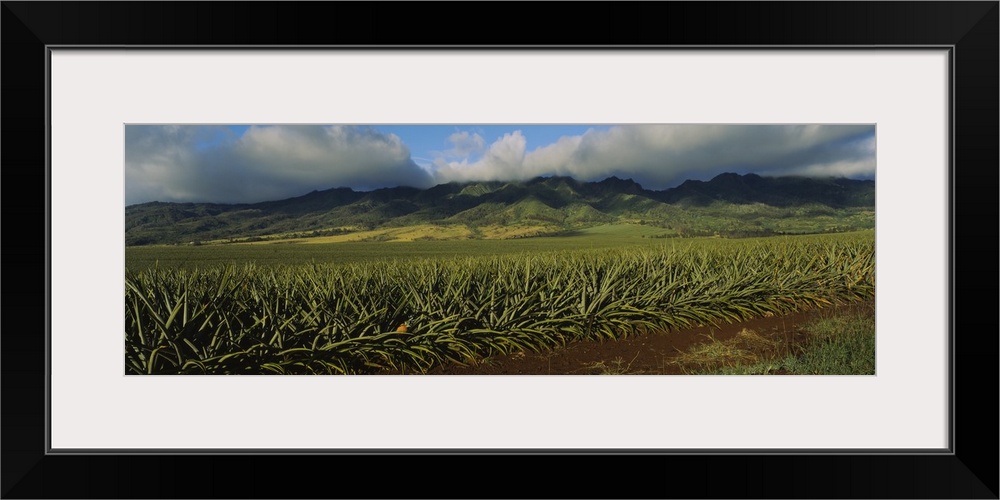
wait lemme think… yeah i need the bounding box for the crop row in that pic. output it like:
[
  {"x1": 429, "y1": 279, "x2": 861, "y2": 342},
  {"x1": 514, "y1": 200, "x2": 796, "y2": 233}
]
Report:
[{"x1": 125, "y1": 235, "x2": 874, "y2": 374}]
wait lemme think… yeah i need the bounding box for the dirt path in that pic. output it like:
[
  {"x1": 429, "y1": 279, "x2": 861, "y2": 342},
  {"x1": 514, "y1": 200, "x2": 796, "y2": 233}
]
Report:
[{"x1": 377, "y1": 301, "x2": 873, "y2": 375}]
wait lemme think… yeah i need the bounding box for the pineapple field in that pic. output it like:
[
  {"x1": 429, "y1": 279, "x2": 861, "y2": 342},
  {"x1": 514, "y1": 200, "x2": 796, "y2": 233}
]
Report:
[{"x1": 125, "y1": 230, "x2": 875, "y2": 375}]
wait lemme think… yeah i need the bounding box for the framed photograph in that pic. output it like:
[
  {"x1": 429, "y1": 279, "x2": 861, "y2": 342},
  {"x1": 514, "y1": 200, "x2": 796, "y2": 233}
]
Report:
[
  {"x1": 4, "y1": 2, "x2": 996, "y2": 498},
  {"x1": 121, "y1": 121, "x2": 880, "y2": 379}
]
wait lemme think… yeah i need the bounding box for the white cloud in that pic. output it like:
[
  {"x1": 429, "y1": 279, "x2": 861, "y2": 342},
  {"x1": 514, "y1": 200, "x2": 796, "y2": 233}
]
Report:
[
  {"x1": 432, "y1": 131, "x2": 527, "y2": 183},
  {"x1": 431, "y1": 125, "x2": 876, "y2": 189},
  {"x1": 125, "y1": 125, "x2": 432, "y2": 204},
  {"x1": 445, "y1": 131, "x2": 486, "y2": 157}
]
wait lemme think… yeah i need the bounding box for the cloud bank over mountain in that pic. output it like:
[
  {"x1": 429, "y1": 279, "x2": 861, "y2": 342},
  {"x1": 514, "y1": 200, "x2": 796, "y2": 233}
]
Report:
[
  {"x1": 126, "y1": 124, "x2": 874, "y2": 205},
  {"x1": 430, "y1": 124, "x2": 874, "y2": 188}
]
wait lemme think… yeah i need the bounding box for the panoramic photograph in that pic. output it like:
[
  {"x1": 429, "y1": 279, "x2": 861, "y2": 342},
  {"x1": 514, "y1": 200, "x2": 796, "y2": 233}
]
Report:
[{"x1": 124, "y1": 124, "x2": 875, "y2": 375}]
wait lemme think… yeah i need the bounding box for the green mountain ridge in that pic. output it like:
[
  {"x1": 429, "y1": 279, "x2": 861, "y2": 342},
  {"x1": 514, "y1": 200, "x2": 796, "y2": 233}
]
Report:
[{"x1": 125, "y1": 173, "x2": 876, "y2": 246}]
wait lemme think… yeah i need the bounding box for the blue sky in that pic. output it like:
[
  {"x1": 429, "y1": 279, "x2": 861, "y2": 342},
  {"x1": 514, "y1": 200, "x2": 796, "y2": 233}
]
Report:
[{"x1": 125, "y1": 124, "x2": 875, "y2": 205}]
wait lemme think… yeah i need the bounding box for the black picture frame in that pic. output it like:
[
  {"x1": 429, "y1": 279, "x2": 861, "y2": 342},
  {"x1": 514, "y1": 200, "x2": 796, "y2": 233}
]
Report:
[{"x1": 3, "y1": 2, "x2": 997, "y2": 498}]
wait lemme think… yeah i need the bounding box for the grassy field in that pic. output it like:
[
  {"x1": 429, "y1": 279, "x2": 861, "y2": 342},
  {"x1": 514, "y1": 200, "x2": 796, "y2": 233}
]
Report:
[
  {"x1": 125, "y1": 223, "x2": 679, "y2": 270},
  {"x1": 125, "y1": 228, "x2": 875, "y2": 375},
  {"x1": 125, "y1": 223, "x2": 871, "y2": 270}
]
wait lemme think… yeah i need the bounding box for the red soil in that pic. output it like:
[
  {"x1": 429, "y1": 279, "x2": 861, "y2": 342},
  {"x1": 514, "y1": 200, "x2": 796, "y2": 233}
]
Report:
[{"x1": 377, "y1": 301, "x2": 872, "y2": 375}]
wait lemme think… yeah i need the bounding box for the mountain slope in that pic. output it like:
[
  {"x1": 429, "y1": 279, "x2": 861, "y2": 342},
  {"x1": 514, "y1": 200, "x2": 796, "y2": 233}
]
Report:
[{"x1": 125, "y1": 173, "x2": 875, "y2": 245}]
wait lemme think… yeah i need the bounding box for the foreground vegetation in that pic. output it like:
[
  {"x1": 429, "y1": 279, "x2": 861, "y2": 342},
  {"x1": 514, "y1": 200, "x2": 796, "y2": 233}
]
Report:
[
  {"x1": 125, "y1": 231, "x2": 874, "y2": 374},
  {"x1": 671, "y1": 303, "x2": 876, "y2": 375}
]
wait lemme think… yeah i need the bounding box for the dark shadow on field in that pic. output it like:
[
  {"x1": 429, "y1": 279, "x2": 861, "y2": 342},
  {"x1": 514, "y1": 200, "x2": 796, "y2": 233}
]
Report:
[{"x1": 544, "y1": 230, "x2": 585, "y2": 238}]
